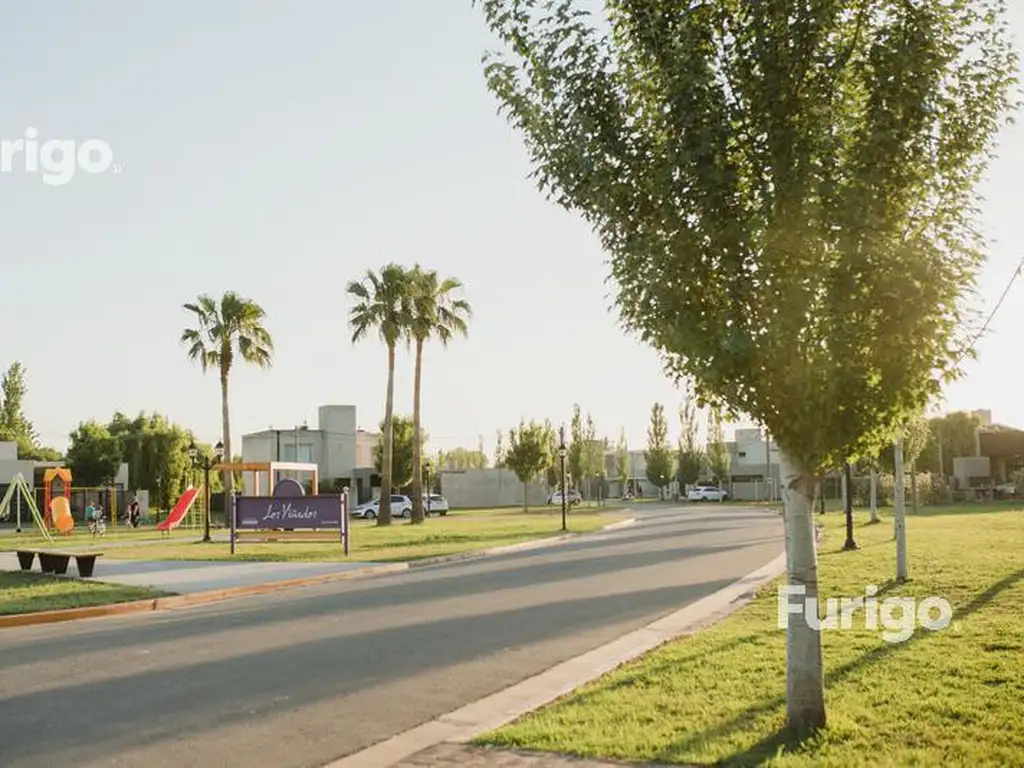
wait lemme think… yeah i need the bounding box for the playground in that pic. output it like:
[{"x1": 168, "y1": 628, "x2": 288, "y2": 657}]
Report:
[{"x1": 0, "y1": 461, "x2": 625, "y2": 616}]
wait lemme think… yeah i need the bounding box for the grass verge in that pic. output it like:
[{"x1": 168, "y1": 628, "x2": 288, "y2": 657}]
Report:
[
  {"x1": 477, "y1": 507, "x2": 1024, "y2": 766},
  {"x1": 0, "y1": 572, "x2": 172, "y2": 616},
  {"x1": 101, "y1": 512, "x2": 625, "y2": 562},
  {"x1": 0, "y1": 526, "x2": 202, "y2": 551}
]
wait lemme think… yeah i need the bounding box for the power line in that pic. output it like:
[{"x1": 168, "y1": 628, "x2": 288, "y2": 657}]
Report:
[{"x1": 953, "y1": 256, "x2": 1024, "y2": 367}]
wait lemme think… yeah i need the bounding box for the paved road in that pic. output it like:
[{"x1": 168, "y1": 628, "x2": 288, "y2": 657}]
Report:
[{"x1": 0, "y1": 505, "x2": 782, "y2": 768}]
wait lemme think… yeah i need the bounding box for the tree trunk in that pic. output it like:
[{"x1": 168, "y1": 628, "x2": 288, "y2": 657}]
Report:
[
  {"x1": 894, "y1": 438, "x2": 908, "y2": 580},
  {"x1": 869, "y1": 471, "x2": 879, "y2": 523},
  {"x1": 220, "y1": 368, "x2": 232, "y2": 501},
  {"x1": 410, "y1": 339, "x2": 425, "y2": 524},
  {"x1": 910, "y1": 460, "x2": 919, "y2": 515},
  {"x1": 379, "y1": 344, "x2": 396, "y2": 526},
  {"x1": 778, "y1": 449, "x2": 827, "y2": 730},
  {"x1": 523, "y1": 481, "x2": 528, "y2": 512}
]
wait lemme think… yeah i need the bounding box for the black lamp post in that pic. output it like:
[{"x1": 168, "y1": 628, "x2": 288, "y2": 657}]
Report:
[
  {"x1": 424, "y1": 460, "x2": 433, "y2": 518},
  {"x1": 558, "y1": 426, "x2": 568, "y2": 531},
  {"x1": 843, "y1": 461, "x2": 858, "y2": 550},
  {"x1": 189, "y1": 439, "x2": 223, "y2": 543}
]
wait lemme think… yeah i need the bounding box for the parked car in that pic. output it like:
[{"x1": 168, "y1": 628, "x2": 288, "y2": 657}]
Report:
[
  {"x1": 350, "y1": 494, "x2": 413, "y2": 519},
  {"x1": 548, "y1": 489, "x2": 582, "y2": 506},
  {"x1": 687, "y1": 485, "x2": 729, "y2": 502},
  {"x1": 425, "y1": 494, "x2": 449, "y2": 516}
]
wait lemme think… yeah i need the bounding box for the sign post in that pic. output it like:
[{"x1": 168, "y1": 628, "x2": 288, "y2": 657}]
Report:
[{"x1": 230, "y1": 491, "x2": 237, "y2": 555}]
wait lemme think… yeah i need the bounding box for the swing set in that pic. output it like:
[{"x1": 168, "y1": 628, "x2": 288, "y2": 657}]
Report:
[{"x1": 0, "y1": 474, "x2": 56, "y2": 540}]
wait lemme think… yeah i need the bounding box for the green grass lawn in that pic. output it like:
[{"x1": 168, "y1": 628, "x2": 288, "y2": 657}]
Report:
[
  {"x1": 100, "y1": 511, "x2": 625, "y2": 562},
  {"x1": 0, "y1": 526, "x2": 200, "y2": 551},
  {"x1": 0, "y1": 572, "x2": 172, "y2": 616},
  {"x1": 478, "y1": 505, "x2": 1024, "y2": 766}
]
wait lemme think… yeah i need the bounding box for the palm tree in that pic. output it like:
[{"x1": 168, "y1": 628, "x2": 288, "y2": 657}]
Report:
[
  {"x1": 181, "y1": 292, "x2": 273, "y2": 500},
  {"x1": 347, "y1": 264, "x2": 412, "y2": 526},
  {"x1": 408, "y1": 266, "x2": 471, "y2": 524}
]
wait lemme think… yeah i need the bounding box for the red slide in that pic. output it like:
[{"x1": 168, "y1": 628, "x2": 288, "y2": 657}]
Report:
[{"x1": 157, "y1": 487, "x2": 201, "y2": 532}]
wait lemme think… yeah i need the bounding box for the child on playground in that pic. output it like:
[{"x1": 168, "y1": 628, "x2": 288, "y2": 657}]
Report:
[{"x1": 88, "y1": 501, "x2": 106, "y2": 537}]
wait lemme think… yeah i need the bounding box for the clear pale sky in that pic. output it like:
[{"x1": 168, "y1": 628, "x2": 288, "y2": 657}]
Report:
[{"x1": 1, "y1": 2, "x2": 1022, "y2": 456}]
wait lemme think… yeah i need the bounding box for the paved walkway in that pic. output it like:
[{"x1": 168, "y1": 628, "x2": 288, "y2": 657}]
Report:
[
  {"x1": 396, "y1": 744, "x2": 678, "y2": 766},
  {"x1": 0, "y1": 552, "x2": 385, "y2": 594}
]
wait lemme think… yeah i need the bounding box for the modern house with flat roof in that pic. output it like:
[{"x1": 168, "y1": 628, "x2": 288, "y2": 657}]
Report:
[{"x1": 240, "y1": 405, "x2": 380, "y2": 502}]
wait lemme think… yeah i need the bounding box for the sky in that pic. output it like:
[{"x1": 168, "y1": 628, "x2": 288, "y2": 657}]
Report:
[{"x1": 1, "y1": 2, "x2": 1022, "y2": 458}]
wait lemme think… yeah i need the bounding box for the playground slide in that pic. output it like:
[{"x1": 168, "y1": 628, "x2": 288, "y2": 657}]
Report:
[
  {"x1": 156, "y1": 488, "x2": 200, "y2": 532},
  {"x1": 50, "y1": 497, "x2": 74, "y2": 534}
]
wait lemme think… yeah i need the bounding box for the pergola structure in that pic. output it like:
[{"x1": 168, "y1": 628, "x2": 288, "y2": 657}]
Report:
[{"x1": 214, "y1": 461, "x2": 319, "y2": 497}]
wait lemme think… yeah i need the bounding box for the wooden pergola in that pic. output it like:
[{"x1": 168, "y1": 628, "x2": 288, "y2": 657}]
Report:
[{"x1": 214, "y1": 461, "x2": 319, "y2": 497}]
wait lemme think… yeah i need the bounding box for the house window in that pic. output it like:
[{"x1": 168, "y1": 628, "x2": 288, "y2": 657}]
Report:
[
  {"x1": 738, "y1": 451, "x2": 747, "y2": 458},
  {"x1": 297, "y1": 444, "x2": 314, "y2": 463}
]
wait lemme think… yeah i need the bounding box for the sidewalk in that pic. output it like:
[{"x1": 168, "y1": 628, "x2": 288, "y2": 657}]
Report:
[{"x1": 0, "y1": 552, "x2": 387, "y2": 594}]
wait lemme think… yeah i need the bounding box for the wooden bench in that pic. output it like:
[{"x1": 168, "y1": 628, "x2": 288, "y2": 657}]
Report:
[{"x1": 15, "y1": 550, "x2": 104, "y2": 578}]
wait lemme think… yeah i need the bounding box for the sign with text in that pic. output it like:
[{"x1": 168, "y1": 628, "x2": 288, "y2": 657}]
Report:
[{"x1": 235, "y1": 496, "x2": 343, "y2": 530}]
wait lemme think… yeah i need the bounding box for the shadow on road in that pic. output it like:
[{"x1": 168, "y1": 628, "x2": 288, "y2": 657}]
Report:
[{"x1": 0, "y1": 578, "x2": 738, "y2": 766}]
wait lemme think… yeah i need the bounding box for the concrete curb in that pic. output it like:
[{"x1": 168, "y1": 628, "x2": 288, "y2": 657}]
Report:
[
  {"x1": 406, "y1": 517, "x2": 638, "y2": 569},
  {"x1": 0, "y1": 516, "x2": 638, "y2": 630},
  {"x1": 326, "y1": 549, "x2": 787, "y2": 768},
  {"x1": 0, "y1": 562, "x2": 409, "y2": 630}
]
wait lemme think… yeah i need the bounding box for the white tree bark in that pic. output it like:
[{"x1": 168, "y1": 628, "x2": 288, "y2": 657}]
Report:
[
  {"x1": 779, "y1": 449, "x2": 826, "y2": 729},
  {"x1": 894, "y1": 437, "x2": 908, "y2": 580},
  {"x1": 869, "y1": 471, "x2": 879, "y2": 523}
]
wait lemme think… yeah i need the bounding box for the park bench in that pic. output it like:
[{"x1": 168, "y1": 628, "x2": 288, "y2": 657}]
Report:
[{"x1": 15, "y1": 549, "x2": 103, "y2": 578}]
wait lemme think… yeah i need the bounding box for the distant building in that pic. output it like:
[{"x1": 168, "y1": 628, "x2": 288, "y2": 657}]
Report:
[{"x1": 240, "y1": 405, "x2": 380, "y2": 502}]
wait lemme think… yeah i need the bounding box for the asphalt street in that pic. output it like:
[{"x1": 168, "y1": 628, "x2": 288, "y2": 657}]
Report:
[{"x1": 0, "y1": 504, "x2": 783, "y2": 768}]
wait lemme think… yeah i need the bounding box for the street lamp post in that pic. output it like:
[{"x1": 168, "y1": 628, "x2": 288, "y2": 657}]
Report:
[
  {"x1": 189, "y1": 439, "x2": 224, "y2": 543},
  {"x1": 558, "y1": 426, "x2": 568, "y2": 532},
  {"x1": 424, "y1": 460, "x2": 432, "y2": 517}
]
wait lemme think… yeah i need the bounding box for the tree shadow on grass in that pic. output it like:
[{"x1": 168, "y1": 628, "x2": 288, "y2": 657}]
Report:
[{"x1": 653, "y1": 566, "x2": 1024, "y2": 766}]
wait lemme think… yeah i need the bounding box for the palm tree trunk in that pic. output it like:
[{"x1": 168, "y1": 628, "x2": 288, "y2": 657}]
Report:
[
  {"x1": 220, "y1": 368, "x2": 233, "y2": 504},
  {"x1": 778, "y1": 449, "x2": 826, "y2": 730},
  {"x1": 410, "y1": 339, "x2": 425, "y2": 524},
  {"x1": 378, "y1": 344, "x2": 396, "y2": 526}
]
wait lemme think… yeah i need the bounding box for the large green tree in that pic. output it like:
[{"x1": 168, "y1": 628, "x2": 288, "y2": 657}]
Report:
[
  {"x1": 107, "y1": 412, "x2": 192, "y2": 509},
  {"x1": 706, "y1": 410, "x2": 731, "y2": 488},
  {"x1": 504, "y1": 419, "x2": 553, "y2": 512},
  {"x1": 348, "y1": 264, "x2": 413, "y2": 526},
  {"x1": 677, "y1": 387, "x2": 705, "y2": 491},
  {"x1": 407, "y1": 266, "x2": 472, "y2": 524},
  {"x1": 0, "y1": 362, "x2": 60, "y2": 460},
  {"x1": 644, "y1": 403, "x2": 674, "y2": 498},
  {"x1": 479, "y1": 0, "x2": 1016, "y2": 729},
  {"x1": 66, "y1": 421, "x2": 123, "y2": 487},
  {"x1": 616, "y1": 429, "x2": 629, "y2": 496},
  {"x1": 437, "y1": 445, "x2": 488, "y2": 470},
  {"x1": 373, "y1": 415, "x2": 426, "y2": 490},
  {"x1": 568, "y1": 404, "x2": 585, "y2": 489},
  {"x1": 181, "y1": 292, "x2": 274, "y2": 499}
]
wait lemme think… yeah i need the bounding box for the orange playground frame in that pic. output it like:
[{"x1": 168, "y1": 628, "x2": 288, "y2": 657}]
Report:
[{"x1": 42, "y1": 467, "x2": 72, "y2": 528}]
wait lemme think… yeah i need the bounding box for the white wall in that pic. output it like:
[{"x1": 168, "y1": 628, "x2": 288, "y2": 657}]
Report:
[
  {"x1": 319, "y1": 405, "x2": 357, "y2": 480},
  {"x1": 440, "y1": 469, "x2": 548, "y2": 508}
]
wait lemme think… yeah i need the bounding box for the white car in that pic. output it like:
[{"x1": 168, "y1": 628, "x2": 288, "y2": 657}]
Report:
[
  {"x1": 425, "y1": 494, "x2": 449, "y2": 516},
  {"x1": 350, "y1": 494, "x2": 413, "y2": 519},
  {"x1": 688, "y1": 485, "x2": 729, "y2": 502},
  {"x1": 548, "y1": 489, "x2": 582, "y2": 506}
]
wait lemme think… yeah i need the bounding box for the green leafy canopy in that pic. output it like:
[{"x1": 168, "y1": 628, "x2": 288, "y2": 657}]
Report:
[{"x1": 479, "y1": 0, "x2": 1018, "y2": 472}]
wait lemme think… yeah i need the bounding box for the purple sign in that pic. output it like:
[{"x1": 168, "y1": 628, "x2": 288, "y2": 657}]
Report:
[{"x1": 235, "y1": 496, "x2": 343, "y2": 529}]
